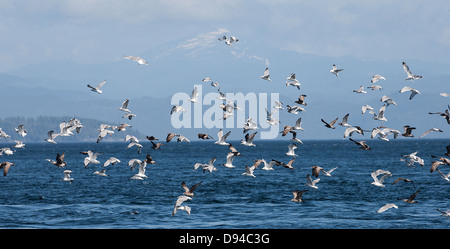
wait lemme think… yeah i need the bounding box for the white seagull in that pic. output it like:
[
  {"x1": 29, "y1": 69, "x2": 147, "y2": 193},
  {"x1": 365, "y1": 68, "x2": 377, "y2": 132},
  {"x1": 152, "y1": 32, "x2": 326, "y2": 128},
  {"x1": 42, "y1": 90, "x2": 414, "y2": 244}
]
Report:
[
  {"x1": 123, "y1": 55, "x2": 149, "y2": 65},
  {"x1": 286, "y1": 143, "x2": 298, "y2": 157},
  {"x1": 170, "y1": 105, "x2": 187, "y2": 115},
  {"x1": 353, "y1": 85, "x2": 367, "y2": 94},
  {"x1": 420, "y1": 128, "x2": 443, "y2": 138},
  {"x1": 44, "y1": 130, "x2": 59, "y2": 144},
  {"x1": 330, "y1": 64, "x2": 343, "y2": 77},
  {"x1": 93, "y1": 169, "x2": 108, "y2": 177},
  {"x1": 242, "y1": 163, "x2": 259, "y2": 178},
  {"x1": 399, "y1": 86, "x2": 420, "y2": 100},
  {"x1": 87, "y1": 80, "x2": 106, "y2": 94},
  {"x1": 377, "y1": 204, "x2": 398, "y2": 214},
  {"x1": 172, "y1": 195, "x2": 192, "y2": 216},
  {"x1": 260, "y1": 68, "x2": 271, "y2": 82},
  {"x1": 130, "y1": 161, "x2": 148, "y2": 180},
  {"x1": 222, "y1": 152, "x2": 239, "y2": 168},
  {"x1": 214, "y1": 129, "x2": 231, "y2": 146},
  {"x1": 103, "y1": 157, "x2": 121, "y2": 167},
  {"x1": 241, "y1": 132, "x2": 257, "y2": 147},
  {"x1": 371, "y1": 74, "x2": 386, "y2": 84},
  {"x1": 261, "y1": 159, "x2": 278, "y2": 171},
  {"x1": 119, "y1": 99, "x2": 131, "y2": 113},
  {"x1": 188, "y1": 86, "x2": 199, "y2": 103},
  {"x1": 402, "y1": 61, "x2": 422, "y2": 81},
  {"x1": 83, "y1": 150, "x2": 102, "y2": 168},
  {"x1": 380, "y1": 95, "x2": 397, "y2": 106},
  {"x1": 14, "y1": 125, "x2": 27, "y2": 137},
  {"x1": 62, "y1": 170, "x2": 74, "y2": 183},
  {"x1": 194, "y1": 157, "x2": 217, "y2": 173},
  {"x1": 286, "y1": 105, "x2": 305, "y2": 114},
  {"x1": 305, "y1": 174, "x2": 320, "y2": 189},
  {"x1": 370, "y1": 169, "x2": 392, "y2": 187}
]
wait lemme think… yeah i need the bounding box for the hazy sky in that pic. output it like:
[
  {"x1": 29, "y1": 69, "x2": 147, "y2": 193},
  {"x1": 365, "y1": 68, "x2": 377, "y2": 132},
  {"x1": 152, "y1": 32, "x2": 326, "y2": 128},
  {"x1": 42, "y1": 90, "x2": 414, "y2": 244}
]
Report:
[{"x1": 1, "y1": 0, "x2": 450, "y2": 72}]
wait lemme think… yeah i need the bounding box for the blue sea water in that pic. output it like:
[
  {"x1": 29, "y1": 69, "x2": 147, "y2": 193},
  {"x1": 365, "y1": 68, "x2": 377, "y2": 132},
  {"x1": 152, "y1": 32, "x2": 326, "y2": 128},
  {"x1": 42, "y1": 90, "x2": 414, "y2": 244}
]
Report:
[{"x1": 0, "y1": 139, "x2": 449, "y2": 229}]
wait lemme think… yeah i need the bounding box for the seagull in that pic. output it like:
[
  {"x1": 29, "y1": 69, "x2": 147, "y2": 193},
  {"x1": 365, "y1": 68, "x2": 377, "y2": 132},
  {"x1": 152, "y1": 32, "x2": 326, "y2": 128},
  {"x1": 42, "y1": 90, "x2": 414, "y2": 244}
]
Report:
[
  {"x1": 401, "y1": 125, "x2": 416, "y2": 137},
  {"x1": 279, "y1": 158, "x2": 296, "y2": 170},
  {"x1": 286, "y1": 105, "x2": 305, "y2": 114},
  {"x1": 260, "y1": 159, "x2": 278, "y2": 170},
  {"x1": 273, "y1": 101, "x2": 284, "y2": 110},
  {"x1": 430, "y1": 160, "x2": 445, "y2": 173},
  {"x1": 370, "y1": 169, "x2": 392, "y2": 187},
  {"x1": 197, "y1": 133, "x2": 214, "y2": 140},
  {"x1": 428, "y1": 106, "x2": 450, "y2": 124},
  {"x1": 14, "y1": 125, "x2": 27, "y2": 137},
  {"x1": 188, "y1": 86, "x2": 199, "y2": 103},
  {"x1": 311, "y1": 165, "x2": 323, "y2": 177},
  {"x1": 228, "y1": 143, "x2": 242, "y2": 156},
  {"x1": 222, "y1": 152, "x2": 239, "y2": 168},
  {"x1": 118, "y1": 99, "x2": 131, "y2": 113},
  {"x1": 0, "y1": 129, "x2": 11, "y2": 139},
  {"x1": 349, "y1": 138, "x2": 371, "y2": 150},
  {"x1": 225, "y1": 36, "x2": 239, "y2": 45},
  {"x1": 182, "y1": 181, "x2": 203, "y2": 197},
  {"x1": 380, "y1": 95, "x2": 397, "y2": 106},
  {"x1": 392, "y1": 178, "x2": 416, "y2": 189},
  {"x1": 243, "y1": 117, "x2": 258, "y2": 133},
  {"x1": 194, "y1": 157, "x2": 217, "y2": 173},
  {"x1": 151, "y1": 141, "x2": 166, "y2": 150},
  {"x1": 145, "y1": 153, "x2": 157, "y2": 165},
  {"x1": 87, "y1": 80, "x2": 106, "y2": 94},
  {"x1": 436, "y1": 209, "x2": 450, "y2": 217},
  {"x1": 286, "y1": 143, "x2": 298, "y2": 157},
  {"x1": 128, "y1": 158, "x2": 142, "y2": 170},
  {"x1": 430, "y1": 155, "x2": 450, "y2": 167},
  {"x1": 117, "y1": 123, "x2": 132, "y2": 132},
  {"x1": 166, "y1": 133, "x2": 179, "y2": 143},
  {"x1": 123, "y1": 55, "x2": 149, "y2": 65},
  {"x1": 130, "y1": 161, "x2": 148, "y2": 180},
  {"x1": 330, "y1": 64, "x2": 343, "y2": 77},
  {"x1": 400, "y1": 151, "x2": 424, "y2": 167},
  {"x1": 241, "y1": 132, "x2": 257, "y2": 147},
  {"x1": 361, "y1": 105, "x2": 374, "y2": 115},
  {"x1": 97, "y1": 128, "x2": 114, "y2": 143},
  {"x1": 376, "y1": 204, "x2": 398, "y2": 214},
  {"x1": 367, "y1": 85, "x2": 383, "y2": 91},
  {"x1": 260, "y1": 68, "x2": 271, "y2": 82},
  {"x1": 83, "y1": 150, "x2": 102, "y2": 168},
  {"x1": 353, "y1": 85, "x2": 367, "y2": 94},
  {"x1": 401, "y1": 190, "x2": 420, "y2": 203},
  {"x1": 0, "y1": 162, "x2": 15, "y2": 176},
  {"x1": 343, "y1": 126, "x2": 364, "y2": 138},
  {"x1": 294, "y1": 95, "x2": 307, "y2": 106},
  {"x1": 440, "y1": 93, "x2": 450, "y2": 98},
  {"x1": 46, "y1": 152, "x2": 67, "y2": 168},
  {"x1": 286, "y1": 74, "x2": 301, "y2": 90},
  {"x1": 12, "y1": 140, "x2": 25, "y2": 149},
  {"x1": 0, "y1": 148, "x2": 14, "y2": 156},
  {"x1": 127, "y1": 142, "x2": 143, "y2": 154},
  {"x1": 402, "y1": 61, "x2": 422, "y2": 81},
  {"x1": 399, "y1": 86, "x2": 420, "y2": 100},
  {"x1": 214, "y1": 129, "x2": 231, "y2": 146},
  {"x1": 170, "y1": 105, "x2": 187, "y2": 115},
  {"x1": 93, "y1": 169, "x2": 108, "y2": 177},
  {"x1": 62, "y1": 170, "x2": 74, "y2": 183},
  {"x1": 321, "y1": 117, "x2": 338, "y2": 129},
  {"x1": 338, "y1": 113, "x2": 351, "y2": 127},
  {"x1": 305, "y1": 174, "x2": 320, "y2": 189},
  {"x1": 371, "y1": 127, "x2": 400, "y2": 141},
  {"x1": 172, "y1": 195, "x2": 192, "y2": 216},
  {"x1": 290, "y1": 131, "x2": 303, "y2": 144},
  {"x1": 291, "y1": 190, "x2": 308, "y2": 203},
  {"x1": 373, "y1": 104, "x2": 388, "y2": 121},
  {"x1": 177, "y1": 135, "x2": 190, "y2": 143},
  {"x1": 103, "y1": 157, "x2": 121, "y2": 167},
  {"x1": 371, "y1": 74, "x2": 386, "y2": 84},
  {"x1": 420, "y1": 128, "x2": 443, "y2": 138},
  {"x1": 436, "y1": 168, "x2": 450, "y2": 181},
  {"x1": 294, "y1": 117, "x2": 304, "y2": 131},
  {"x1": 242, "y1": 163, "x2": 259, "y2": 177}
]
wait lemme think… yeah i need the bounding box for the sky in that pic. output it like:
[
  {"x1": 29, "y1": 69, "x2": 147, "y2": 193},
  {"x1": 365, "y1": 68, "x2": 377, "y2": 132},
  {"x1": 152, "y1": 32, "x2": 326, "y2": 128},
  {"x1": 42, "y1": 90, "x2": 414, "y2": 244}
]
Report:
[
  {"x1": 0, "y1": 1, "x2": 449, "y2": 141},
  {"x1": 1, "y1": 0, "x2": 450, "y2": 72}
]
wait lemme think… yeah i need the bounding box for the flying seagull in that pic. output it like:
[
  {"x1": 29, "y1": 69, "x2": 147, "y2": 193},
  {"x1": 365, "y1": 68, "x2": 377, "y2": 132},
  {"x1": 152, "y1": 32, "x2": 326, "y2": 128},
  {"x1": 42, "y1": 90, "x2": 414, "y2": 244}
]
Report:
[
  {"x1": 214, "y1": 129, "x2": 231, "y2": 146},
  {"x1": 188, "y1": 86, "x2": 199, "y2": 103},
  {"x1": 392, "y1": 178, "x2": 416, "y2": 189},
  {"x1": 0, "y1": 162, "x2": 15, "y2": 176},
  {"x1": 420, "y1": 128, "x2": 443, "y2": 138},
  {"x1": 93, "y1": 169, "x2": 108, "y2": 177},
  {"x1": 241, "y1": 132, "x2": 257, "y2": 147},
  {"x1": 401, "y1": 125, "x2": 416, "y2": 138},
  {"x1": 376, "y1": 204, "x2": 398, "y2": 214},
  {"x1": 123, "y1": 55, "x2": 149, "y2": 65},
  {"x1": 260, "y1": 68, "x2": 271, "y2": 82},
  {"x1": 305, "y1": 174, "x2": 320, "y2": 189},
  {"x1": 172, "y1": 195, "x2": 191, "y2": 216},
  {"x1": 46, "y1": 152, "x2": 67, "y2": 168},
  {"x1": 194, "y1": 157, "x2": 217, "y2": 173},
  {"x1": 182, "y1": 181, "x2": 203, "y2": 197},
  {"x1": 291, "y1": 190, "x2": 308, "y2": 203},
  {"x1": 14, "y1": 125, "x2": 27, "y2": 137},
  {"x1": 428, "y1": 105, "x2": 450, "y2": 124},
  {"x1": 222, "y1": 152, "x2": 239, "y2": 168},
  {"x1": 119, "y1": 99, "x2": 131, "y2": 113},
  {"x1": 62, "y1": 170, "x2": 74, "y2": 183},
  {"x1": 242, "y1": 164, "x2": 259, "y2": 178},
  {"x1": 436, "y1": 209, "x2": 450, "y2": 217},
  {"x1": 399, "y1": 86, "x2": 420, "y2": 100},
  {"x1": 370, "y1": 169, "x2": 392, "y2": 187},
  {"x1": 380, "y1": 95, "x2": 397, "y2": 106},
  {"x1": 321, "y1": 117, "x2": 338, "y2": 129},
  {"x1": 353, "y1": 85, "x2": 367, "y2": 94},
  {"x1": 45, "y1": 130, "x2": 59, "y2": 144},
  {"x1": 436, "y1": 168, "x2": 450, "y2": 181},
  {"x1": 330, "y1": 64, "x2": 343, "y2": 77},
  {"x1": 87, "y1": 80, "x2": 106, "y2": 94},
  {"x1": 285, "y1": 143, "x2": 298, "y2": 157},
  {"x1": 371, "y1": 74, "x2": 386, "y2": 84},
  {"x1": 170, "y1": 105, "x2": 187, "y2": 115},
  {"x1": 401, "y1": 190, "x2": 420, "y2": 203},
  {"x1": 197, "y1": 133, "x2": 214, "y2": 140},
  {"x1": 402, "y1": 61, "x2": 422, "y2": 81}
]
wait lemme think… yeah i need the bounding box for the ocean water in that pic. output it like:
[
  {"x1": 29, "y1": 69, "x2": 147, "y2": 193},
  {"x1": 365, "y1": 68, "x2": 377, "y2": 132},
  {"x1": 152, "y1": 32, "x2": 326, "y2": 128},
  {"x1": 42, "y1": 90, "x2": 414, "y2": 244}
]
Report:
[{"x1": 0, "y1": 139, "x2": 449, "y2": 229}]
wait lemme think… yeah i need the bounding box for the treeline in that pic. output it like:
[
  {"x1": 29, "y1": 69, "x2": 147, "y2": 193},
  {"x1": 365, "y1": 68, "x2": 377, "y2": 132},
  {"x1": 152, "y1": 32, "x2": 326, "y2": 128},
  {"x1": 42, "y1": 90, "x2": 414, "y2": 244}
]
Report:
[{"x1": 0, "y1": 116, "x2": 144, "y2": 143}]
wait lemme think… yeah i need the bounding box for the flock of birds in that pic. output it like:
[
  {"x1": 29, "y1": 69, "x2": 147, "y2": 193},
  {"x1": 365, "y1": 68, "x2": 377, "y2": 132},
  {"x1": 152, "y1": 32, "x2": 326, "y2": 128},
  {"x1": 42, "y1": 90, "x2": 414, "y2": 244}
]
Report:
[{"x1": 1, "y1": 34, "x2": 450, "y2": 219}]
